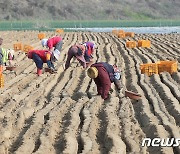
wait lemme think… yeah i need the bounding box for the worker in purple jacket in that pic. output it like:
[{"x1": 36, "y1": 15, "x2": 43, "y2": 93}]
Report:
[
  {"x1": 87, "y1": 62, "x2": 121, "y2": 100},
  {"x1": 82, "y1": 41, "x2": 95, "y2": 68}
]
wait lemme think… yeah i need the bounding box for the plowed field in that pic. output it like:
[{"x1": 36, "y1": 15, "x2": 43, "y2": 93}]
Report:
[{"x1": 0, "y1": 31, "x2": 180, "y2": 154}]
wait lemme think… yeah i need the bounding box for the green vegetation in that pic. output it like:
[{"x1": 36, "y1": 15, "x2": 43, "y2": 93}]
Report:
[{"x1": 0, "y1": 20, "x2": 180, "y2": 31}]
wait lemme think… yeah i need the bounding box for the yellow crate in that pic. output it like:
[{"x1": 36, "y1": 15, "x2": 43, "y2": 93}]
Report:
[
  {"x1": 13, "y1": 43, "x2": 23, "y2": 51},
  {"x1": 118, "y1": 30, "x2": 124, "y2": 33},
  {"x1": 140, "y1": 63, "x2": 158, "y2": 76},
  {"x1": 23, "y1": 45, "x2": 34, "y2": 53},
  {"x1": 112, "y1": 29, "x2": 118, "y2": 35},
  {"x1": 38, "y1": 33, "x2": 46, "y2": 40},
  {"x1": 126, "y1": 41, "x2": 136, "y2": 48},
  {"x1": 0, "y1": 74, "x2": 4, "y2": 88},
  {"x1": 0, "y1": 65, "x2": 3, "y2": 75},
  {"x1": 138, "y1": 40, "x2": 151, "y2": 48},
  {"x1": 118, "y1": 32, "x2": 125, "y2": 38},
  {"x1": 55, "y1": 29, "x2": 64, "y2": 33},
  {"x1": 125, "y1": 32, "x2": 135, "y2": 37},
  {"x1": 157, "y1": 61, "x2": 178, "y2": 74}
]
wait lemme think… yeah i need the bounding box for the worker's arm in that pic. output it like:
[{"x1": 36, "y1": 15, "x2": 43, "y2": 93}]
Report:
[
  {"x1": 114, "y1": 79, "x2": 121, "y2": 90},
  {"x1": 46, "y1": 53, "x2": 55, "y2": 69}
]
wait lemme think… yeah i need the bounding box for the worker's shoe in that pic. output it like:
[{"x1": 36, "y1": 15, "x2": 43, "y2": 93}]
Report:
[{"x1": 37, "y1": 68, "x2": 42, "y2": 76}]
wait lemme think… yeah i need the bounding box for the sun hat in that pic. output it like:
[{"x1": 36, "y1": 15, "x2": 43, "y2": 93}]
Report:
[
  {"x1": 41, "y1": 39, "x2": 48, "y2": 47},
  {"x1": 87, "y1": 67, "x2": 98, "y2": 79},
  {"x1": 53, "y1": 49, "x2": 60, "y2": 60}
]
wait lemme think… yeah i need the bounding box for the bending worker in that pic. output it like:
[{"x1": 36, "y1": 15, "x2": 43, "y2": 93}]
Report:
[
  {"x1": 65, "y1": 42, "x2": 95, "y2": 70},
  {"x1": 0, "y1": 38, "x2": 14, "y2": 66},
  {"x1": 65, "y1": 44, "x2": 87, "y2": 70},
  {"x1": 83, "y1": 41, "x2": 96, "y2": 67},
  {"x1": 41, "y1": 36, "x2": 63, "y2": 56},
  {"x1": 28, "y1": 49, "x2": 60, "y2": 76},
  {"x1": 87, "y1": 62, "x2": 121, "y2": 100}
]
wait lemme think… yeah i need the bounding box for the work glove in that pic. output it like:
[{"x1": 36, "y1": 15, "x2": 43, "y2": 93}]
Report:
[{"x1": 49, "y1": 67, "x2": 57, "y2": 74}]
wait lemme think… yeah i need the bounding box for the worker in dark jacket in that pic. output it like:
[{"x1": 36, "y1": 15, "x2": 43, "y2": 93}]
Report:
[
  {"x1": 65, "y1": 44, "x2": 86, "y2": 70},
  {"x1": 87, "y1": 62, "x2": 121, "y2": 100}
]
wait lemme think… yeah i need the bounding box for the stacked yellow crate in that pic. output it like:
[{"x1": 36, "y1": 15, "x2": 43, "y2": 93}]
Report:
[
  {"x1": 126, "y1": 41, "x2": 136, "y2": 48},
  {"x1": 13, "y1": 43, "x2": 23, "y2": 51},
  {"x1": 23, "y1": 45, "x2": 34, "y2": 53},
  {"x1": 125, "y1": 32, "x2": 135, "y2": 37},
  {"x1": 157, "y1": 61, "x2": 177, "y2": 74},
  {"x1": 38, "y1": 33, "x2": 46, "y2": 40},
  {"x1": 0, "y1": 74, "x2": 4, "y2": 88},
  {"x1": 112, "y1": 29, "x2": 119, "y2": 35},
  {"x1": 0, "y1": 66, "x2": 4, "y2": 88},
  {"x1": 56, "y1": 29, "x2": 64, "y2": 33},
  {"x1": 138, "y1": 40, "x2": 151, "y2": 48},
  {"x1": 140, "y1": 63, "x2": 158, "y2": 76},
  {"x1": 140, "y1": 61, "x2": 178, "y2": 76}
]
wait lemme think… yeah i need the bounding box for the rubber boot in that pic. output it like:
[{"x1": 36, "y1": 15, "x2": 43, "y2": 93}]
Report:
[{"x1": 37, "y1": 68, "x2": 42, "y2": 76}]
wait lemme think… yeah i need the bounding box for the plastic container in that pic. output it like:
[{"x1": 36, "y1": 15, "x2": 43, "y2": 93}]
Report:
[
  {"x1": 13, "y1": 43, "x2": 23, "y2": 51},
  {"x1": 157, "y1": 61, "x2": 178, "y2": 74},
  {"x1": 6, "y1": 66, "x2": 16, "y2": 71},
  {"x1": 140, "y1": 63, "x2": 158, "y2": 76},
  {"x1": 138, "y1": 40, "x2": 151, "y2": 48},
  {"x1": 56, "y1": 29, "x2": 64, "y2": 33},
  {"x1": 125, "y1": 90, "x2": 141, "y2": 100},
  {"x1": 118, "y1": 32, "x2": 125, "y2": 38},
  {"x1": 126, "y1": 41, "x2": 136, "y2": 48},
  {"x1": 0, "y1": 74, "x2": 4, "y2": 88},
  {"x1": 112, "y1": 29, "x2": 118, "y2": 35},
  {"x1": 125, "y1": 32, "x2": 135, "y2": 37},
  {"x1": 38, "y1": 33, "x2": 46, "y2": 40},
  {"x1": 23, "y1": 45, "x2": 34, "y2": 53}
]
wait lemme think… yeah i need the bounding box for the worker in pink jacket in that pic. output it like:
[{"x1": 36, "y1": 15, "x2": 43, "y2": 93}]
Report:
[
  {"x1": 87, "y1": 62, "x2": 121, "y2": 100},
  {"x1": 41, "y1": 36, "x2": 63, "y2": 55}
]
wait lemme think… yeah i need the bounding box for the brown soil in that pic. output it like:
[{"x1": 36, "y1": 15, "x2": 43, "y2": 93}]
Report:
[{"x1": 0, "y1": 31, "x2": 180, "y2": 154}]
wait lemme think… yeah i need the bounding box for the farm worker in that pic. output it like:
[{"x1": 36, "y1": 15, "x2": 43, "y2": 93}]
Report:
[
  {"x1": 87, "y1": 62, "x2": 121, "y2": 100},
  {"x1": 83, "y1": 41, "x2": 96, "y2": 67},
  {"x1": 0, "y1": 38, "x2": 14, "y2": 66},
  {"x1": 27, "y1": 49, "x2": 60, "y2": 76},
  {"x1": 41, "y1": 36, "x2": 63, "y2": 56},
  {"x1": 64, "y1": 44, "x2": 87, "y2": 70}
]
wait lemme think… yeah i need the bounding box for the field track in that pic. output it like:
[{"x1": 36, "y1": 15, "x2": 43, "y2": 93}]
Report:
[{"x1": 0, "y1": 31, "x2": 180, "y2": 154}]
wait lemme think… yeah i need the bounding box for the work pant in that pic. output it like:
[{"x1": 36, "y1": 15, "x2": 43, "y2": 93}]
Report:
[
  {"x1": 32, "y1": 53, "x2": 43, "y2": 69},
  {"x1": 65, "y1": 46, "x2": 77, "y2": 69},
  {"x1": 55, "y1": 40, "x2": 63, "y2": 51},
  {"x1": 94, "y1": 67, "x2": 111, "y2": 100}
]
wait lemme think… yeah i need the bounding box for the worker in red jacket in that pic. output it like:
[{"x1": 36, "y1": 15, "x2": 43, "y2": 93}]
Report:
[
  {"x1": 28, "y1": 49, "x2": 60, "y2": 76},
  {"x1": 41, "y1": 36, "x2": 63, "y2": 54},
  {"x1": 64, "y1": 44, "x2": 87, "y2": 70},
  {"x1": 87, "y1": 62, "x2": 121, "y2": 100}
]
